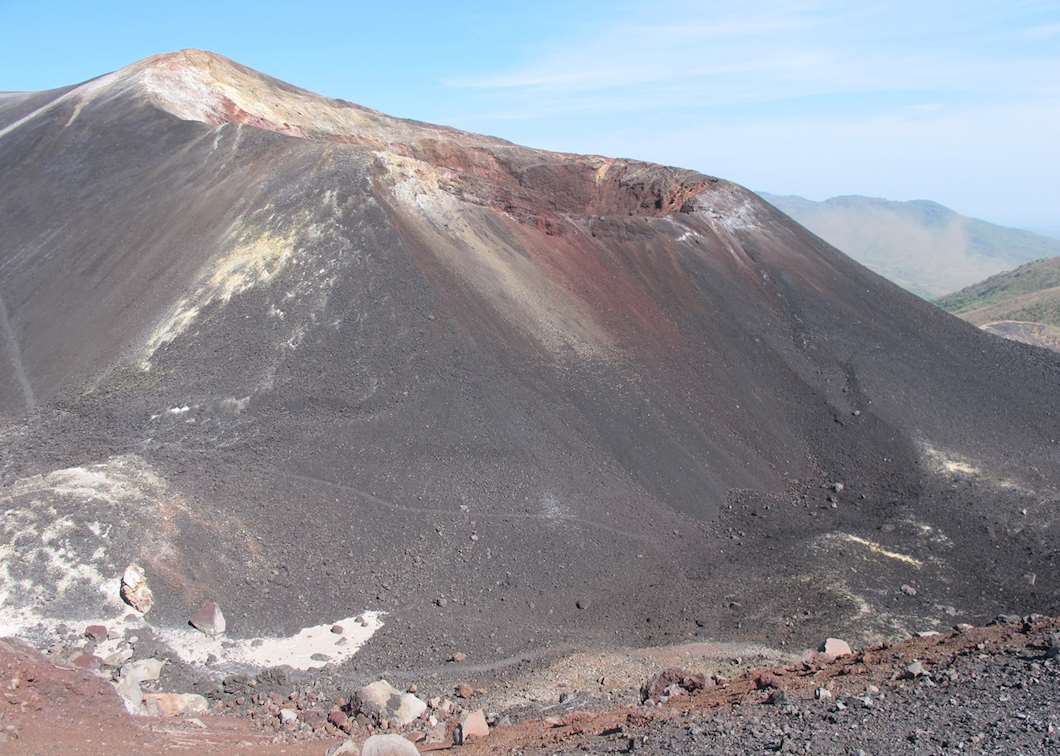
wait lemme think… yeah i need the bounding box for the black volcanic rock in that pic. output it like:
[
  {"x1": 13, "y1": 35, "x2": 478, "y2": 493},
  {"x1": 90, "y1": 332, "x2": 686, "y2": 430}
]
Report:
[{"x1": 0, "y1": 51, "x2": 1058, "y2": 673}]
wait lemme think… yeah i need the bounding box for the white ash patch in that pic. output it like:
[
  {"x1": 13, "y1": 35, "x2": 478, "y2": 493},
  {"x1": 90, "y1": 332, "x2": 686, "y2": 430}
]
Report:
[
  {"x1": 156, "y1": 612, "x2": 384, "y2": 671},
  {"x1": 919, "y1": 442, "x2": 1025, "y2": 491},
  {"x1": 140, "y1": 230, "x2": 298, "y2": 367},
  {"x1": 0, "y1": 456, "x2": 174, "y2": 637},
  {"x1": 816, "y1": 532, "x2": 924, "y2": 568}
]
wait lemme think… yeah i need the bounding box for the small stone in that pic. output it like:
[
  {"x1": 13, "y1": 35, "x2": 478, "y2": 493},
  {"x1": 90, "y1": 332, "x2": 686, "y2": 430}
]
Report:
[
  {"x1": 279, "y1": 708, "x2": 297, "y2": 725},
  {"x1": 84, "y1": 624, "x2": 108, "y2": 642},
  {"x1": 449, "y1": 652, "x2": 467, "y2": 663},
  {"x1": 767, "y1": 689, "x2": 787, "y2": 705},
  {"x1": 815, "y1": 687, "x2": 832, "y2": 701},
  {"x1": 954, "y1": 623, "x2": 975, "y2": 633},
  {"x1": 189, "y1": 602, "x2": 226, "y2": 637},
  {"x1": 120, "y1": 564, "x2": 154, "y2": 614},
  {"x1": 818, "y1": 638, "x2": 852, "y2": 659},
  {"x1": 142, "y1": 692, "x2": 209, "y2": 718},
  {"x1": 455, "y1": 683, "x2": 474, "y2": 699},
  {"x1": 1046, "y1": 633, "x2": 1060, "y2": 659},
  {"x1": 900, "y1": 584, "x2": 917, "y2": 597},
  {"x1": 435, "y1": 597, "x2": 447, "y2": 608},
  {"x1": 904, "y1": 660, "x2": 927, "y2": 679},
  {"x1": 102, "y1": 648, "x2": 134, "y2": 668},
  {"x1": 456, "y1": 709, "x2": 489, "y2": 744},
  {"x1": 330, "y1": 624, "x2": 344, "y2": 635},
  {"x1": 576, "y1": 599, "x2": 588, "y2": 610},
  {"x1": 831, "y1": 482, "x2": 844, "y2": 493}
]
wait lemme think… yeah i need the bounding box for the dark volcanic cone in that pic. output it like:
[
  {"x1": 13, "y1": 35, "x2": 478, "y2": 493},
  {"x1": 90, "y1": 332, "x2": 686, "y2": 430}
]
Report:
[{"x1": 0, "y1": 51, "x2": 1057, "y2": 672}]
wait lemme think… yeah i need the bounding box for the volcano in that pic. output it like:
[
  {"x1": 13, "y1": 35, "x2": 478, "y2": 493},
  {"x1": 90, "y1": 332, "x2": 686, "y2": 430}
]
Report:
[{"x1": 1, "y1": 51, "x2": 1057, "y2": 676}]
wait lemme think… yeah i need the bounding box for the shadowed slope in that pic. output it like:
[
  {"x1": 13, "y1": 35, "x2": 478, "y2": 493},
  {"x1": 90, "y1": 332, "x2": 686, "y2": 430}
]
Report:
[{"x1": 0, "y1": 52, "x2": 1057, "y2": 672}]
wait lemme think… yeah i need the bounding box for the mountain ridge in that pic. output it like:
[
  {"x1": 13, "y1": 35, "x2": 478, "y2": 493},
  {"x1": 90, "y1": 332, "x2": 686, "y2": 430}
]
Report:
[{"x1": 758, "y1": 191, "x2": 1060, "y2": 297}]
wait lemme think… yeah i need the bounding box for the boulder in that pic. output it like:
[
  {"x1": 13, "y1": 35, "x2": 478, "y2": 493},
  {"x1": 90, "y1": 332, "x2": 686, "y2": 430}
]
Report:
[
  {"x1": 189, "y1": 601, "x2": 226, "y2": 636},
  {"x1": 354, "y1": 679, "x2": 427, "y2": 727},
  {"x1": 818, "y1": 638, "x2": 852, "y2": 659},
  {"x1": 641, "y1": 668, "x2": 706, "y2": 703},
  {"x1": 361, "y1": 734, "x2": 421, "y2": 755},
  {"x1": 120, "y1": 564, "x2": 154, "y2": 614},
  {"x1": 456, "y1": 709, "x2": 490, "y2": 744},
  {"x1": 142, "y1": 692, "x2": 209, "y2": 717}
]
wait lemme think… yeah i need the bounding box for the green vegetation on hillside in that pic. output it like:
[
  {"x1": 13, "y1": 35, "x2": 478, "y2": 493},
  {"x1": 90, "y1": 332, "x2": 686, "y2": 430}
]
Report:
[{"x1": 936, "y1": 257, "x2": 1060, "y2": 322}]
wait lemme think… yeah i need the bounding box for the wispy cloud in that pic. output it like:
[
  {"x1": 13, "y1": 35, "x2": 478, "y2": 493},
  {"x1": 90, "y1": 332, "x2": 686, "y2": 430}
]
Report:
[
  {"x1": 445, "y1": 1, "x2": 1060, "y2": 117},
  {"x1": 438, "y1": 1, "x2": 1060, "y2": 226}
]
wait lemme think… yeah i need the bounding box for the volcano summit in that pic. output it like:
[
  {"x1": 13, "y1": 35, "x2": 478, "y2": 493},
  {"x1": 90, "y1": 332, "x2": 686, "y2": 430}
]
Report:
[{"x1": 0, "y1": 51, "x2": 1058, "y2": 690}]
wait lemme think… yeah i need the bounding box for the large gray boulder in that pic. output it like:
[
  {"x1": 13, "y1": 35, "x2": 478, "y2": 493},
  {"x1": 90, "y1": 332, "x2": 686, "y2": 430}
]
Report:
[{"x1": 354, "y1": 679, "x2": 427, "y2": 727}]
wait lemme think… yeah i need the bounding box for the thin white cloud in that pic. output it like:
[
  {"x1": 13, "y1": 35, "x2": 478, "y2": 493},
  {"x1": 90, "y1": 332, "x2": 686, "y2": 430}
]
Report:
[
  {"x1": 435, "y1": 1, "x2": 1060, "y2": 226},
  {"x1": 1025, "y1": 22, "x2": 1060, "y2": 38}
]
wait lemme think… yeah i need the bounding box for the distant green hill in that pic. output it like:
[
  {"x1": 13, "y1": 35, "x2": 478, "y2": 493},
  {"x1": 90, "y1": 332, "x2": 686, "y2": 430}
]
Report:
[
  {"x1": 758, "y1": 193, "x2": 1060, "y2": 298},
  {"x1": 936, "y1": 256, "x2": 1060, "y2": 351}
]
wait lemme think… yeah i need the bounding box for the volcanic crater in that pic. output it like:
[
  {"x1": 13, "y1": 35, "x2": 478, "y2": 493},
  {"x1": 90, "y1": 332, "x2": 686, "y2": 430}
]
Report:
[{"x1": 0, "y1": 50, "x2": 1058, "y2": 693}]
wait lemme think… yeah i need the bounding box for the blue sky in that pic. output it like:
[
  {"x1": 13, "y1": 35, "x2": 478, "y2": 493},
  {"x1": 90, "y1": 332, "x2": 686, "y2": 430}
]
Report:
[{"x1": 2, "y1": 1, "x2": 1058, "y2": 229}]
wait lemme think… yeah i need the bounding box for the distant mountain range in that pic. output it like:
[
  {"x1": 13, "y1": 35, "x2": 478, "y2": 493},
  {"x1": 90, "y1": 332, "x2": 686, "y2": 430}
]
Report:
[
  {"x1": 937, "y1": 257, "x2": 1060, "y2": 351},
  {"x1": 758, "y1": 193, "x2": 1060, "y2": 298}
]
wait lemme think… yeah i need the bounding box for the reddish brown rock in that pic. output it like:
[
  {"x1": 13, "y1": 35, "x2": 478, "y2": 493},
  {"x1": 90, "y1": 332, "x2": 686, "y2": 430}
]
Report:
[
  {"x1": 819, "y1": 638, "x2": 853, "y2": 659},
  {"x1": 189, "y1": 601, "x2": 226, "y2": 637},
  {"x1": 84, "y1": 624, "x2": 108, "y2": 642},
  {"x1": 640, "y1": 668, "x2": 706, "y2": 703},
  {"x1": 119, "y1": 564, "x2": 154, "y2": 614},
  {"x1": 70, "y1": 653, "x2": 103, "y2": 671},
  {"x1": 456, "y1": 708, "x2": 490, "y2": 744}
]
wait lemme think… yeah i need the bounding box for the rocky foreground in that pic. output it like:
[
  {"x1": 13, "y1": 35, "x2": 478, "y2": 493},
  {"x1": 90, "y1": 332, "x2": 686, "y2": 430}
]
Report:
[{"x1": 1, "y1": 616, "x2": 1056, "y2": 754}]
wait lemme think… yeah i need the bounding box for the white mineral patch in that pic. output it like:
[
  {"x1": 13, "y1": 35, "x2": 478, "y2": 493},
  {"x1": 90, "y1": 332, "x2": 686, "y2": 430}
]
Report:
[
  {"x1": 826, "y1": 532, "x2": 924, "y2": 568},
  {"x1": 919, "y1": 442, "x2": 1024, "y2": 491},
  {"x1": 156, "y1": 612, "x2": 384, "y2": 670},
  {"x1": 140, "y1": 231, "x2": 297, "y2": 367}
]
